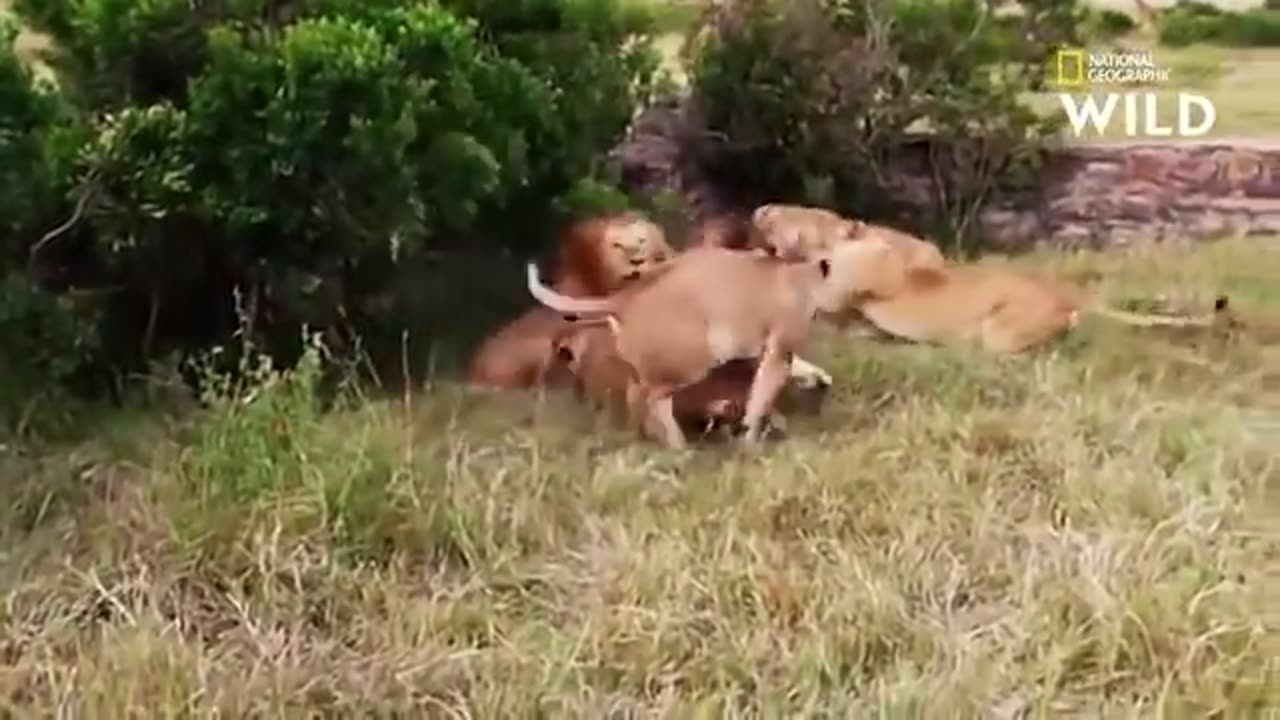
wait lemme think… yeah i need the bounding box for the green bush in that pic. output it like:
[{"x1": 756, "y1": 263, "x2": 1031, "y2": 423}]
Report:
[
  {"x1": 3, "y1": 0, "x2": 660, "y2": 402},
  {"x1": 1082, "y1": 8, "x2": 1138, "y2": 39},
  {"x1": 0, "y1": 17, "x2": 104, "y2": 433},
  {"x1": 0, "y1": 17, "x2": 64, "y2": 260},
  {"x1": 684, "y1": 0, "x2": 1081, "y2": 251},
  {"x1": 1170, "y1": 0, "x2": 1226, "y2": 16},
  {"x1": 1158, "y1": 4, "x2": 1280, "y2": 47},
  {"x1": 1216, "y1": 10, "x2": 1280, "y2": 46}
]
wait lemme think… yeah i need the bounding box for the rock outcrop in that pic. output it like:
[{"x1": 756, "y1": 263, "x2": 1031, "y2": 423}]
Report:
[{"x1": 977, "y1": 141, "x2": 1280, "y2": 249}]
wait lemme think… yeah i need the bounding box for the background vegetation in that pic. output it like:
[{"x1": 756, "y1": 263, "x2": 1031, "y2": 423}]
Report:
[
  {"x1": 680, "y1": 0, "x2": 1087, "y2": 251},
  {"x1": 1, "y1": 0, "x2": 1108, "y2": 426},
  {"x1": 1, "y1": 0, "x2": 1278, "y2": 713},
  {"x1": 2, "y1": 0, "x2": 665, "y2": 428},
  {"x1": 2, "y1": 237, "x2": 1276, "y2": 715},
  {"x1": 1156, "y1": 0, "x2": 1280, "y2": 47}
]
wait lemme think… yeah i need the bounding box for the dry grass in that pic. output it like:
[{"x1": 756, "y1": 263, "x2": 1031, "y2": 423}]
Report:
[{"x1": 2, "y1": 235, "x2": 1278, "y2": 716}]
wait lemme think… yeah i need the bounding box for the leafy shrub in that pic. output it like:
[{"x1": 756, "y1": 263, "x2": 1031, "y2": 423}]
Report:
[
  {"x1": 1082, "y1": 8, "x2": 1138, "y2": 39},
  {"x1": 1215, "y1": 10, "x2": 1280, "y2": 46},
  {"x1": 5, "y1": 0, "x2": 660, "y2": 398},
  {"x1": 684, "y1": 0, "x2": 1082, "y2": 251},
  {"x1": 1171, "y1": 0, "x2": 1227, "y2": 16},
  {"x1": 0, "y1": 273, "x2": 104, "y2": 436},
  {"x1": 0, "y1": 17, "x2": 104, "y2": 433},
  {"x1": 1158, "y1": 4, "x2": 1280, "y2": 47},
  {"x1": 0, "y1": 16, "x2": 64, "y2": 259}
]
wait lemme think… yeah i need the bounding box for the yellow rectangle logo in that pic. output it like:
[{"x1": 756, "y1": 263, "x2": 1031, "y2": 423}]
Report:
[{"x1": 1055, "y1": 49, "x2": 1086, "y2": 87}]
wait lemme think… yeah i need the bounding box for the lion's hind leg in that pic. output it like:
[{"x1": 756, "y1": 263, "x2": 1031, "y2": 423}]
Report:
[
  {"x1": 626, "y1": 381, "x2": 688, "y2": 449},
  {"x1": 979, "y1": 300, "x2": 1076, "y2": 354}
]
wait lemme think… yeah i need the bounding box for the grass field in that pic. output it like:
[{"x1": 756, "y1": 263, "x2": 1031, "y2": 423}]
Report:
[
  {"x1": 2, "y1": 235, "x2": 1278, "y2": 715},
  {"x1": 2, "y1": 0, "x2": 1278, "y2": 714}
]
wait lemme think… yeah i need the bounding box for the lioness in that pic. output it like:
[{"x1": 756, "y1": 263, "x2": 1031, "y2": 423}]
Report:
[
  {"x1": 748, "y1": 204, "x2": 946, "y2": 337},
  {"x1": 467, "y1": 212, "x2": 674, "y2": 389},
  {"x1": 751, "y1": 203, "x2": 945, "y2": 270},
  {"x1": 550, "y1": 321, "x2": 764, "y2": 436},
  {"x1": 823, "y1": 236, "x2": 1226, "y2": 353},
  {"x1": 526, "y1": 247, "x2": 847, "y2": 448}
]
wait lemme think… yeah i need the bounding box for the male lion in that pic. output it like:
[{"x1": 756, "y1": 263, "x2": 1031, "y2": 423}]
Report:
[
  {"x1": 822, "y1": 236, "x2": 1226, "y2": 353},
  {"x1": 467, "y1": 212, "x2": 675, "y2": 389},
  {"x1": 549, "y1": 321, "x2": 767, "y2": 438},
  {"x1": 526, "y1": 247, "x2": 850, "y2": 448}
]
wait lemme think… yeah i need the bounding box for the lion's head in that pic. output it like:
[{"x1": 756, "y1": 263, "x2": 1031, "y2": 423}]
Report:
[
  {"x1": 812, "y1": 234, "x2": 935, "y2": 317},
  {"x1": 844, "y1": 221, "x2": 946, "y2": 271},
  {"x1": 749, "y1": 204, "x2": 865, "y2": 261},
  {"x1": 552, "y1": 212, "x2": 674, "y2": 297},
  {"x1": 549, "y1": 321, "x2": 596, "y2": 376}
]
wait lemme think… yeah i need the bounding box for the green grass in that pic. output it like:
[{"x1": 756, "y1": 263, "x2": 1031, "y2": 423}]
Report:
[{"x1": 2, "y1": 235, "x2": 1278, "y2": 715}]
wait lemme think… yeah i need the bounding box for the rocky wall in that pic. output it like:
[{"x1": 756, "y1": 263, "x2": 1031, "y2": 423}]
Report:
[{"x1": 977, "y1": 141, "x2": 1280, "y2": 249}]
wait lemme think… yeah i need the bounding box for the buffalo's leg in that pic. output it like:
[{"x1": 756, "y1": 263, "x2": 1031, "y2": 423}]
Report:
[{"x1": 788, "y1": 354, "x2": 833, "y2": 389}]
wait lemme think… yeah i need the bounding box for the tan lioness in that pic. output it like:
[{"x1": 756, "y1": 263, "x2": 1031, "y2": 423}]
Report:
[
  {"x1": 749, "y1": 204, "x2": 946, "y2": 336},
  {"x1": 750, "y1": 203, "x2": 945, "y2": 270},
  {"x1": 526, "y1": 247, "x2": 842, "y2": 448},
  {"x1": 550, "y1": 321, "x2": 765, "y2": 436},
  {"x1": 823, "y1": 236, "x2": 1227, "y2": 353}
]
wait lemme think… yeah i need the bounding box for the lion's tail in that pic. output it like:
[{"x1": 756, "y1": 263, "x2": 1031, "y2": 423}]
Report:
[
  {"x1": 1090, "y1": 302, "x2": 1223, "y2": 328},
  {"x1": 527, "y1": 262, "x2": 616, "y2": 316}
]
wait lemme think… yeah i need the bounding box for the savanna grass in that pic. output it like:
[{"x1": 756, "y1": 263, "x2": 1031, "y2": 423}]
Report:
[{"x1": 1, "y1": 236, "x2": 1278, "y2": 716}]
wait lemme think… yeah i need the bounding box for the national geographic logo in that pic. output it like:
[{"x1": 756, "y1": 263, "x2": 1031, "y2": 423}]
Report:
[
  {"x1": 1055, "y1": 48, "x2": 1087, "y2": 87},
  {"x1": 1053, "y1": 47, "x2": 1171, "y2": 87},
  {"x1": 1050, "y1": 45, "x2": 1216, "y2": 138}
]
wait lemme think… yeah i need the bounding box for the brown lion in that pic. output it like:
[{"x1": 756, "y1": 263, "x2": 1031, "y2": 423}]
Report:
[
  {"x1": 466, "y1": 212, "x2": 675, "y2": 389},
  {"x1": 549, "y1": 211, "x2": 675, "y2": 295},
  {"x1": 526, "y1": 246, "x2": 852, "y2": 448},
  {"x1": 822, "y1": 236, "x2": 1227, "y2": 353}
]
